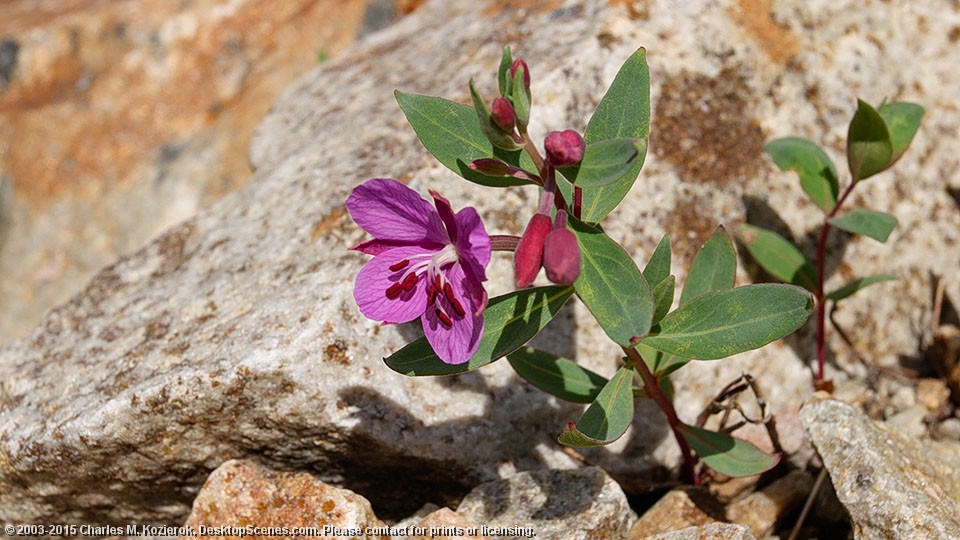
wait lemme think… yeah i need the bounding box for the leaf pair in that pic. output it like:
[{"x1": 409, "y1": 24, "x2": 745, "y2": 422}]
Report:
[
  {"x1": 765, "y1": 100, "x2": 924, "y2": 213},
  {"x1": 739, "y1": 223, "x2": 897, "y2": 302}
]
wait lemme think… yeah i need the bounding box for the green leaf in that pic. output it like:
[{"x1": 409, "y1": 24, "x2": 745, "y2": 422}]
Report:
[
  {"x1": 565, "y1": 48, "x2": 650, "y2": 223},
  {"x1": 651, "y1": 275, "x2": 675, "y2": 326},
  {"x1": 680, "y1": 225, "x2": 736, "y2": 305},
  {"x1": 847, "y1": 98, "x2": 893, "y2": 181},
  {"x1": 508, "y1": 347, "x2": 608, "y2": 404},
  {"x1": 498, "y1": 46, "x2": 513, "y2": 97},
  {"x1": 558, "y1": 138, "x2": 646, "y2": 188},
  {"x1": 878, "y1": 102, "x2": 924, "y2": 164},
  {"x1": 510, "y1": 63, "x2": 531, "y2": 130},
  {"x1": 384, "y1": 286, "x2": 574, "y2": 376},
  {"x1": 678, "y1": 424, "x2": 780, "y2": 477},
  {"x1": 636, "y1": 341, "x2": 690, "y2": 377},
  {"x1": 558, "y1": 367, "x2": 635, "y2": 447},
  {"x1": 764, "y1": 137, "x2": 839, "y2": 212},
  {"x1": 738, "y1": 224, "x2": 817, "y2": 292},
  {"x1": 642, "y1": 284, "x2": 814, "y2": 360},
  {"x1": 828, "y1": 209, "x2": 897, "y2": 242},
  {"x1": 642, "y1": 235, "x2": 672, "y2": 287},
  {"x1": 469, "y1": 80, "x2": 523, "y2": 151},
  {"x1": 395, "y1": 91, "x2": 531, "y2": 187},
  {"x1": 570, "y1": 218, "x2": 654, "y2": 346},
  {"x1": 826, "y1": 273, "x2": 897, "y2": 302}
]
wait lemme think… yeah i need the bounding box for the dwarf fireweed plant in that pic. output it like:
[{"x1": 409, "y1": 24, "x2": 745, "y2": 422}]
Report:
[
  {"x1": 347, "y1": 47, "x2": 815, "y2": 483},
  {"x1": 739, "y1": 100, "x2": 923, "y2": 387}
]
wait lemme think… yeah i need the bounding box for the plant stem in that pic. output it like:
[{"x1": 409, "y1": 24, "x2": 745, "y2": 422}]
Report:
[
  {"x1": 490, "y1": 235, "x2": 520, "y2": 251},
  {"x1": 623, "y1": 346, "x2": 700, "y2": 485},
  {"x1": 814, "y1": 180, "x2": 859, "y2": 383}
]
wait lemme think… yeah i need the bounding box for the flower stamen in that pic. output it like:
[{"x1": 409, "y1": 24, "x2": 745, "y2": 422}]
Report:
[
  {"x1": 443, "y1": 283, "x2": 466, "y2": 317},
  {"x1": 389, "y1": 259, "x2": 410, "y2": 272},
  {"x1": 436, "y1": 309, "x2": 453, "y2": 328}
]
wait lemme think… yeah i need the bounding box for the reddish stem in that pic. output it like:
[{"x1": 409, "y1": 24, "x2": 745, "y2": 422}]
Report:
[
  {"x1": 623, "y1": 346, "x2": 700, "y2": 485},
  {"x1": 814, "y1": 180, "x2": 858, "y2": 383}
]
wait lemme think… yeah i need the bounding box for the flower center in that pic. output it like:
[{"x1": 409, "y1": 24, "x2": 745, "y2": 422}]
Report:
[{"x1": 383, "y1": 245, "x2": 465, "y2": 329}]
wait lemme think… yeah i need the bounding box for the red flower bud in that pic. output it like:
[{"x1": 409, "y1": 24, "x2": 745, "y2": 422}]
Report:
[
  {"x1": 491, "y1": 97, "x2": 517, "y2": 132},
  {"x1": 544, "y1": 130, "x2": 585, "y2": 167},
  {"x1": 510, "y1": 59, "x2": 530, "y2": 91},
  {"x1": 543, "y1": 228, "x2": 580, "y2": 285},
  {"x1": 514, "y1": 213, "x2": 551, "y2": 288}
]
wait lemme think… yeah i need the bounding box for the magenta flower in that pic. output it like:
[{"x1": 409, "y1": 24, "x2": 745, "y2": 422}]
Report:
[{"x1": 346, "y1": 178, "x2": 491, "y2": 364}]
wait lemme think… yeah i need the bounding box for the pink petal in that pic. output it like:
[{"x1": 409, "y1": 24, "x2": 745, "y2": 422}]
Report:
[
  {"x1": 422, "y1": 265, "x2": 485, "y2": 364},
  {"x1": 354, "y1": 246, "x2": 430, "y2": 324},
  {"x1": 454, "y1": 206, "x2": 492, "y2": 281},
  {"x1": 347, "y1": 179, "x2": 447, "y2": 245},
  {"x1": 429, "y1": 190, "x2": 459, "y2": 244}
]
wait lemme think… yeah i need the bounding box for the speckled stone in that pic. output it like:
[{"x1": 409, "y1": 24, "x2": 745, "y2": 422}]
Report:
[
  {"x1": 456, "y1": 467, "x2": 635, "y2": 540},
  {"x1": 800, "y1": 397, "x2": 960, "y2": 539},
  {"x1": 643, "y1": 523, "x2": 757, "y2": 540}
]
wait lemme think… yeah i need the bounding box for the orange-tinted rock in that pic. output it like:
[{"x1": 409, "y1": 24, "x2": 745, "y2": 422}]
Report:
[
  {"x1": 183, "y1": 459, "x2": 387, "y2": 539},
  {"x1": 0, "y1": 0, "x2": 402, "y2": 342}
]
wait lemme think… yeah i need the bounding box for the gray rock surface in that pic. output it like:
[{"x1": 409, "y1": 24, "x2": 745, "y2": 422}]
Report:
[
  {"x1": 800, "y1": 397, "x2": 960, "y2": 539},
  {"x1": 456, "y1": 467, "x2": 636, "y2": 540},
  {"x1": 2, "y1": 0, "x2": 960, "y2": 525},
  {"x1": 643, "y1": 523, "x2": 757, "y2": 540}
]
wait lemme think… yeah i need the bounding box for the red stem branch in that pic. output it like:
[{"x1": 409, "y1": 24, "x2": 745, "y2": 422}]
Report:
[{"x1": 623, "y1": 346, "x2": 700, "y2": 485}]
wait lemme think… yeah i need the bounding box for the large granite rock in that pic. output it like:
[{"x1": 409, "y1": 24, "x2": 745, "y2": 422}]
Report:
[
  {"x1": 0, "y1": 0, "x2": 406, "y2": 343},
  {"x1": 800, "y1": 397, "x2": 960, "y2": 539},
  {"x1": 2, "y1": 0, "x2": 959, "y2": 525}
]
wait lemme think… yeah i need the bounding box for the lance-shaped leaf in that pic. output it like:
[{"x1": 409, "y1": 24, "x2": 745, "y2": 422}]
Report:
[
  {"x1": 395, "y1": 91, "x2": 533, "y2": 188},
  {"x1": 826, "y1": 273, "x2": 897, "y2": 302},
  {"x1": 847, "y1": 98, "x2": 893, "y2": 182},
  {"x1": 385, "y1": 286, "x2": 573, "y2": 376},
  {"x1": 878, "y1": 102, "x2": 924, "y2": 165},
  {"x1": 557, "y1": 138, "x2": 646, "y2": 188},
  {"x1": 570, "y1": 218, "x2": 654, "y2": 346},
  {"x1": 739, "y1": 224, "x2": 817, "y2": 292},
  {"x1": 642, "y1": 235, "x2": 672, "y2": 287},
  {"x1": 560, "y1": 48, "x2": 649, "y2": 223},
  {"x1": 636, "y1": 342, "x2": 689, "y2": 377},
  {"x1": 828, "y1": 209, "x2": 897, "y2": 242},
  {"x1": 678, "y1": 424, "x2": 780, "y2": 477},
  {"x1": 642, "y1": 284, "x2": 814, "y2": 360},
  {"x1": 680, "y1": 225, "x2": 736, "y2": 305},
  {"x1": 510, "y1": 63, "x2": 531, "y2": 131},
  {"x1": 651, "y1": 275, "x2": 676, "y2": 326},
  {"x1": 498, "y1": 46, "x2": 513, "y2": 97},
  {"x1": 508, "y1": 347, "x2": 608, "y2": 404},
  {"x1": 558, "y1": 366, "x2": 635, "y2": 447},
  {"x1": 764, "y1": 137, "x2": 839, "y2": 212}
]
